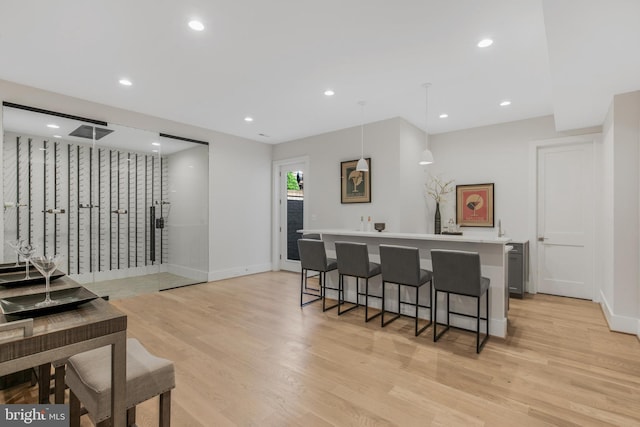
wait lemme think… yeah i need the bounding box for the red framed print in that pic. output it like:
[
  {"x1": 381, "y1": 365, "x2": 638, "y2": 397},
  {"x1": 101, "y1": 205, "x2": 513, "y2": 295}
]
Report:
[{"x1": 456, "y1": 183, "x2": 494, "y2": 227}]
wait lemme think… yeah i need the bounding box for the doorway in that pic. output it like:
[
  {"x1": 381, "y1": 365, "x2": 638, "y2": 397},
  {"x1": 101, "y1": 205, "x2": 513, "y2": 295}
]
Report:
[
  {"x1": 273, "y1": 157, "x2": 308, "y2": 272},
  {"x1": 535, "y1": 140, "x2": 595, "y2": 299}
]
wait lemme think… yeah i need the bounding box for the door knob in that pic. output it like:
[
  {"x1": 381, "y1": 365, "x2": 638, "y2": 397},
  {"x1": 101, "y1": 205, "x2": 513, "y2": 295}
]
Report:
[{"x1": 537, "y1": 236, "x2": 547, "y2": 242}]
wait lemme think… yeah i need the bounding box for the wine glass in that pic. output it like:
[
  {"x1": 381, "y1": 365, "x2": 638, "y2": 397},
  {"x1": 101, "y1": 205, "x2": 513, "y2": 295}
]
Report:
[
  {"x1": 7, "y1": 239, "x2": 24, "y2": 266},
  {"x1": 31, "y1": 254, "x2": 63, "y2": 308},
  {"x1": 16, "y1": 243, "x2": 36, "y2": 279}
]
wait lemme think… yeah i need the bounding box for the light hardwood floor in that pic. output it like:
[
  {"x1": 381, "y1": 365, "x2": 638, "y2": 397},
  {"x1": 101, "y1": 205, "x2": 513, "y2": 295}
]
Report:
[{"x1": 2, "y1": 271, "x2": 640, "y2": 426}]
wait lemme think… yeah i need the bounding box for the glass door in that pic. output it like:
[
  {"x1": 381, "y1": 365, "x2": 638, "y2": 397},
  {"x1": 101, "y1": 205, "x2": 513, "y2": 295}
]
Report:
[
  {"x1": 2, "y1": 104, "x2": 209, "y2": 299},
  {"x1": 279, "y1": 162, "x2": 305, "y2": 271}
]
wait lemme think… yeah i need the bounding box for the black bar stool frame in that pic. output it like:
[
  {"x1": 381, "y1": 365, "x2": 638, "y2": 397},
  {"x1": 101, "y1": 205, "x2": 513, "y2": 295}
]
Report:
[
  {"x1": 335, "y1": 241, "x2": 382, "y2": 322},
  {"x1": 431, "y1": 249, "x2": 490, "y2": 353},
  {"x1": 379, "y1": 245, "x2": 433, "y2": 336},
  {"x1": 298, "y1": 238, "x2": 338, "y2": 309}
]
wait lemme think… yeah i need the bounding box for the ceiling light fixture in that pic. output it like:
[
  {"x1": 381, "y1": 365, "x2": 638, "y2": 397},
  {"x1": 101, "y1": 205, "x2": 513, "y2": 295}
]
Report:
[
  {"x1": 188, "y1": 20, "x2": 205, "y2": 31},
  {"x1": 419, "y1": 83, "x2": 434, "y2": 165},
  {"x1": 119, "y1": 79, "x2": 132, "y2": 86},
  {"x1": 356, "y1": 101, "x2": 369, "y2": 172},
  {"x1": 477, "y1": 38, "x2": 493, "y2": 48},
  {"x1": 53, "y1": 135, "x2": 62, "y2": 138},
  {"x1": 244, "y1": 116, "x2": 254, "y2": 122},
  {"x1": 47, "y1": 124, "x2": 59, "y2": 129},
  {"x1": 151, "y1": 142, "x2": 161, "y2": 146},
  {"x1": 324, "y1": 89, "x2": 335, "y2": 96},
  {"x1": 500, "y1": 100, "x2": 511, "y2": 107},
  {"x1": 439, "y1": 113, "x2": 449, "y2": 119}
]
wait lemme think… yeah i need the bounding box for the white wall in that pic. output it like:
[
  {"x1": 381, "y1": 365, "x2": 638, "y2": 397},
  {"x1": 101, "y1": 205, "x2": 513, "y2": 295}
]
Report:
[
  {"x1": 428, "y1": 116, "x2": 599, "y2": 241},
  {"x1": 0, "y1": 79, "x2": 273, "y2": 282},
  {"x1": 273, "y1": 117, "x2": 428, "y2": 233},
  {"x1": 168, "y1": 145, "x2": 209, "y2": 280},
  {"x1": 600, "y1": 91, "x2": 640, "y2": 334},
  {"x1": 208, "y1": 134, "x2": 272, "y2": 280}
]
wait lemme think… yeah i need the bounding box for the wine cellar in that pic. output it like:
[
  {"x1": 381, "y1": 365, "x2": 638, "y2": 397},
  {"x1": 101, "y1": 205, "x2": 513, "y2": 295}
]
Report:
[{"x1": 3, "y1": 132, "x2": 170, "y2": 280}]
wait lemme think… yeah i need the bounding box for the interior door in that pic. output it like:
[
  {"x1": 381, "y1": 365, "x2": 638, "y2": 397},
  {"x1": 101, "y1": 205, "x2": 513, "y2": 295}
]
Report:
[
  {"x1": 279, "y1": 162, "x2": 305, "y2": 272},
  {"x1": 537, "y1": 142, "x2": 593, "y2": 299}
]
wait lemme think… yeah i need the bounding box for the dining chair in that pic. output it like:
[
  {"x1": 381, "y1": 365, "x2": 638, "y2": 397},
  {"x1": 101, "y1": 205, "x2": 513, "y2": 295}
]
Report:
[{"x1": 66, "y1": 338, "x2": 175, "y2": 427}]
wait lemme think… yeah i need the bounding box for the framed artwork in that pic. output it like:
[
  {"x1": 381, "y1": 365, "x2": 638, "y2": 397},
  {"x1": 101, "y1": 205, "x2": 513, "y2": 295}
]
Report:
[
  {"x1": 341, "y1": 158, "x2": 371, "y2": 203},
  {"x1": 456, "y1": 183, "x2": 494, "y2": 227}
]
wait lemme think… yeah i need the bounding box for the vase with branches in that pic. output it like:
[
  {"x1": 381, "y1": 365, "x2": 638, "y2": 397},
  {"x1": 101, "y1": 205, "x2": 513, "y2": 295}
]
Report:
[{"x1": 424, "y1": 175, "x2": 455, "y2": 234}]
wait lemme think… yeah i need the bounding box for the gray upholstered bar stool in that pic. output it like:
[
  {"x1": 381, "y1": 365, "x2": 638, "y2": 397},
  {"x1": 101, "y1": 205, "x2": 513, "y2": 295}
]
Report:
[
  {"x1": 66, "y1": 338, "x2": 175, "y2": 427},
  {"x1": 334, "y1": 241, "x2": 382, "y2": 321},
  {"x1": 297, "y1": 238, "x2": 338, "y2": 310},
  {"x1": 431, "y1": 249, "x2": 490, "y2": 353},
  {"x1": 379, "y1": 244, "x2": 433, "y2": 336}
]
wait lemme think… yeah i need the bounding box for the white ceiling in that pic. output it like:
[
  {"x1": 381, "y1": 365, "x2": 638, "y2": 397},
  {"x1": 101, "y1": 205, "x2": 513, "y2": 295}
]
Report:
[{"x1": 0, "y1": 0, "x2": 638, "y2": 144}]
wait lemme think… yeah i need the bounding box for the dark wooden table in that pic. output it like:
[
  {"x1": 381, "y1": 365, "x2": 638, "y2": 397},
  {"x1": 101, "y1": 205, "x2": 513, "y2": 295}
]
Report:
[{"x1": 0, "y1": 276, "x2": 127, "y2": 426}]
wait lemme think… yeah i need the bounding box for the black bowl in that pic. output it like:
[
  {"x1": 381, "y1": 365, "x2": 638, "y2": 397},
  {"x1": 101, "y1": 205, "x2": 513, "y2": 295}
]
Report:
[{"x1": 374, "y1": 222, "x2": 385, "y2": 232}]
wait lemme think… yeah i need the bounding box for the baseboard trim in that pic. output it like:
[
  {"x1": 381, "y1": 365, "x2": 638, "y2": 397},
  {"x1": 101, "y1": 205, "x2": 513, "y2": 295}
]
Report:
[
  {"x1": 167, "y1": 264, "x2": 208, "y2": 282},
  {"x1": 208, "y1": 263, "x2": 272, "y2": 282},
  {"x1": 599, "y1": 290, "x2": 638, "y2": 335}
]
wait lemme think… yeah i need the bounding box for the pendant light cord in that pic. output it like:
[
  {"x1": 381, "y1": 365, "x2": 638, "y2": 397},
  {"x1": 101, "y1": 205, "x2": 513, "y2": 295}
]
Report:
[
  {"x1": 359, "y1": 101, "x2": 365, "y2": 158},
  {"x1": 424, "y1": 83, "x2": 430, "y2": 150}
]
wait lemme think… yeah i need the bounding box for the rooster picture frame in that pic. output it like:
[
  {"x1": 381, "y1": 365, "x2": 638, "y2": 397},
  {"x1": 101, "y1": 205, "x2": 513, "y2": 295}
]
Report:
[
  {"x1": 341, "y1": 158, "x2": 371, "y2": 204},
  {"x1": 456, "y1": 183, "x2": 494, "y2": 227}
]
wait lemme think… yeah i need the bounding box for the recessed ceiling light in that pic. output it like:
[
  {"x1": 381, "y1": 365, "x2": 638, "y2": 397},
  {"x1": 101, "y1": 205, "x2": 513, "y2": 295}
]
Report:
[
  {"x1": 53, "y1": 135, "x2": 62, "y2": 138},
  {"x1": 152, "y1": 149, "x2": 159, "y2": 153},
  {"x1": 188, "y1": 20, "x2": 205, "y2": 31},
  {"x1": 324, "y1": 89, "x2": 335, "y2": 96},
  {"x1": 439, "y1": 113, "x2": 449, "y2": 119},
  {"x1": 244, "y1": 116, "x2": 254, "y2": 122},
  {"x1": 500, "y1": 100, "x2": 512, "y2": 107},
  {"x1": 151, "y1": 142, "x2": 161, "y2": 146},
  {"x1": 477, "y1": 38, "x2": 493, "y2": 48},
  {"x1": 119, "y1": 79, "x2": 132, "y2": 86},
  {"x1": 47, "y1": 124, "x2": 59, "y2": 129}
]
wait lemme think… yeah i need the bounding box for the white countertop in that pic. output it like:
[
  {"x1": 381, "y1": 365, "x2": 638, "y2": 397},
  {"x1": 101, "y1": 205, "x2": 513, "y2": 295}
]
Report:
[{"x1": 300, "y1": 229, "x2": 511, "y2": 245}]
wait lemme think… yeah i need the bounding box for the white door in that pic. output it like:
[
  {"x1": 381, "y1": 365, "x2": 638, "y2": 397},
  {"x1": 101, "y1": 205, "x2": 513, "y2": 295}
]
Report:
[
  {"x1": 537, "y1": 142, "x2": 594, "y2": 299},
  {"x1": 279, "y1": 162, "x2": 305, "y2": 272}
]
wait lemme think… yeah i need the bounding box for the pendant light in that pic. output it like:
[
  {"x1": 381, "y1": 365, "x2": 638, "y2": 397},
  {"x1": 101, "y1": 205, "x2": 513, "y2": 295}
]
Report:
[
  {"x1": 356, "y1": 101, "x2": 369, "y2": 172},
  {"x1": 419, "y1": 83, "x2": 434, "y2": 165}
]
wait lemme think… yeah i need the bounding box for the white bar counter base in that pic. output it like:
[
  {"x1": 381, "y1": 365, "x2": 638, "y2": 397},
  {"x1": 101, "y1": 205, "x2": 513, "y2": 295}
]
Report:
[{"x1": 300, "y1": 229, "x2": 512, "y2": 338}]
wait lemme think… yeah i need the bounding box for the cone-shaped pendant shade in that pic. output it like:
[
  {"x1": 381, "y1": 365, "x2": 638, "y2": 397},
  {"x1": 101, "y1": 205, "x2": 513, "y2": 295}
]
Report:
[
  {"x1": 356, "y1": 157, "x2": 369, "y2": 171},
  {"x1": 419, "y1": 149, "x2": 434, "y2": 165}
]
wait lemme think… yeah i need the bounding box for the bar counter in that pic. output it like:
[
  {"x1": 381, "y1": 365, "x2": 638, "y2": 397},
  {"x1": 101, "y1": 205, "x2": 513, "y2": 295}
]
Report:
[{"x1": 300, "y1": 229, "x2": 512, "y2": 338}]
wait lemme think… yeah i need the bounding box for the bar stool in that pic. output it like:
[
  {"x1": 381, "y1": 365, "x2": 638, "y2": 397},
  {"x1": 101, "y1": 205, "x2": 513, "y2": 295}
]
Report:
[
  {"x1": 431, "y1": 249, "x2": 490, "y2": 353},
  {"x1": 66, "y1": 338, "x2": 175, "y2": 427},
  {"x1": 297, "y1": 238, "x2": 338, "y2": 310},
  {"x1": 334, "y1": 241, "x2": 382, "y2": 321},
  {"x1": 379, "y1": 244, "x2": 433, "y2": 336}
]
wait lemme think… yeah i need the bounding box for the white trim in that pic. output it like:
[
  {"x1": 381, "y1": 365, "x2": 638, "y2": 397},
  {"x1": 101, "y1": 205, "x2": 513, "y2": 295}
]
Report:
[
  {"x1": 600, "y1": 290, "x2": 639, "y2": 334},
  {"x1": 528, "y1": 133, "x2": 601, "y2": 297},
  {"x1": 272, "y1": 156, "x2": 310, "y2": 271},
  {"x1": 167, "y1": 263, "x2": 208, "y2": 282},
  {"x1": 208, "y1": 263, "x2": 273, "y2": 282}
]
